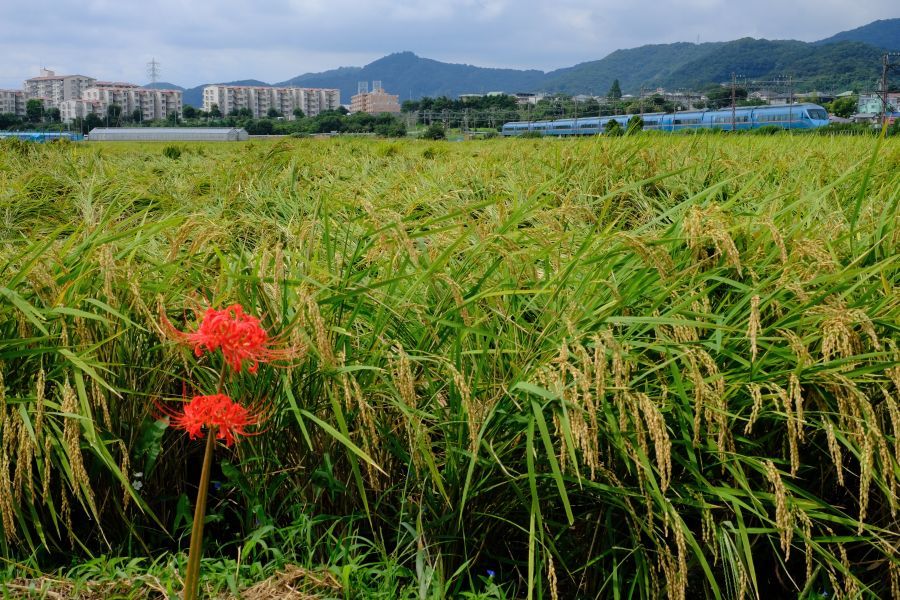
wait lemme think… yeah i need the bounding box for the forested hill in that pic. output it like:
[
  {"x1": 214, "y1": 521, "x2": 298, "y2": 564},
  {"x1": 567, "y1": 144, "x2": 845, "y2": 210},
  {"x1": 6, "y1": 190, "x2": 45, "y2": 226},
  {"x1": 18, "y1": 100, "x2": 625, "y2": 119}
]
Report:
[
  {"x1": 276, "y1": 52, "x2": 546, "y2": 104},
  {"x1": 175, "y1": 19, "x2": 898, "y2": 106},
  {"x1": 542, "y1": 39, "x2": 887, "y2": 95},
  {"x1": 815, "y1": 18, "x2": 900, "y2": 51}
]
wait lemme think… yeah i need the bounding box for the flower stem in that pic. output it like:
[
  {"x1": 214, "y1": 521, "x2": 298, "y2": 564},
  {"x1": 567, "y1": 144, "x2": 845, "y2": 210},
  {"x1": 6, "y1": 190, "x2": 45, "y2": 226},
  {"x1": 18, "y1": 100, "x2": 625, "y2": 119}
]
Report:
[
  {"x1": 183, "y1": 427, "x2": 216, "y2": 600},
  {"x1": 216, "y1": 363, "x2": 228, "y2": 394}
]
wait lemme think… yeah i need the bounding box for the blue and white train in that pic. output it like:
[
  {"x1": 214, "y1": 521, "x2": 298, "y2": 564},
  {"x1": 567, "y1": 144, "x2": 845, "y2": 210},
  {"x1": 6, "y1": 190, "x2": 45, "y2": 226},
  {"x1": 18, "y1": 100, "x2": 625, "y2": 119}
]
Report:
[{"x1": 501, "y1": 103, "x2": 830, "y2": 136}]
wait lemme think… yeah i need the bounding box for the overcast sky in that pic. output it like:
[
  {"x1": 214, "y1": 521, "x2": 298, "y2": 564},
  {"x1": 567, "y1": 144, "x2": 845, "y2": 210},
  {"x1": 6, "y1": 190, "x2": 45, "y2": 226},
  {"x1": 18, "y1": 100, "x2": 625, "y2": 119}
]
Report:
[{"x1": 0, "y1": 1, "x2": 896, "y2": 89}]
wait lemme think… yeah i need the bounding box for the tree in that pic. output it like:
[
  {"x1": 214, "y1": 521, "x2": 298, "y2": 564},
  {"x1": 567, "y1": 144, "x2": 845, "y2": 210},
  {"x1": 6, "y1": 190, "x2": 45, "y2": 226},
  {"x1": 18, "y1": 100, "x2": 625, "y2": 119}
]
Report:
[
  {"x1": 827, "y1": 96, "x2": 856, "y2": 119},
  {"x1": 47, "y1": 108, "x2": 61, "y2": 123},
  {"x1": 183, "y1": 105, "x2": 197, "y2": 119},
  {"x1": 107, "y1": 104, "x2": 122, "y2": 126},
  {"x1": 266, "y1": 108, "x2": 282, "y2": 118},
  {"x1": 84, "y1": 113, "x2": 103, "y2": 132},
  {"x1": 26, "y1": 99, "x2": 44, "y2": 123},
  {"x1": 626, "y1": 115, "x2": 643, "y2": 135},
  {"x1": 423, "y1": 123, "x2": 446, "y2": 140},
  {"x1": 209, "y1": 104, "x2": 222, "y2": 118},
  {"x1": 246, "y1": 119, "x2": 274, "y2": 135},
  {"x1": 292, "y1": 108, "x2": 304, "y2": 119},
  {"x1": 607, "y1": 79, "x2": 622, "y2": 101},
  {"x1": 131, "y1": 108, "x2": 143, "y2": 123},
  {"x1": 604, "y1": 119, "x2": 623, "y2": 136},
  {"x1": 0, "y1": 113, "x2": 23, "y2": 129},
  {"x1": 704, "y1": 85, "x2": 748, "y2": 110},
  {"x1": 580, "y1": 98, "x2": 600, "y2": 115}
]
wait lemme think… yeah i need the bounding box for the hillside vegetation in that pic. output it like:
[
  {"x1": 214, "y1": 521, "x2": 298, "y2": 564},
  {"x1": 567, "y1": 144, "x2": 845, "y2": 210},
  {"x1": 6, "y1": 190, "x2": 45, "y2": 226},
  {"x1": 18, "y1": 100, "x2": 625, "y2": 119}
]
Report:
[
  {"x1": 171, "y1": 18, "x2": 899, "y2": 106},
  {"x1": 0, "y1": 135, "x2": 898, "y2": 598},
  {"x1": 815, "y1": 18, "x2": 900, "y2": 51}
]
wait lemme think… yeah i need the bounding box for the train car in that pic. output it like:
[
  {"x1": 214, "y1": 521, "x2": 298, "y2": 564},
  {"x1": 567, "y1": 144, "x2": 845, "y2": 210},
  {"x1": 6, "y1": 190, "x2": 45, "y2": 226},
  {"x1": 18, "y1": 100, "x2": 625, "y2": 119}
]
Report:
[{"x1": 501, "y1": 103, "x2": 830, "y2": 136}]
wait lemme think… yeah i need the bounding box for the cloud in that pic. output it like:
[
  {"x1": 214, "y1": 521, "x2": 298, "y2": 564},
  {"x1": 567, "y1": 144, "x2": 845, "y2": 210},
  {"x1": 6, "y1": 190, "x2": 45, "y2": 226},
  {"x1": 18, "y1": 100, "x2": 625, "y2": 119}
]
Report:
[{"x1": 0, "y1": 0, "x2": 895, "y2": 89}]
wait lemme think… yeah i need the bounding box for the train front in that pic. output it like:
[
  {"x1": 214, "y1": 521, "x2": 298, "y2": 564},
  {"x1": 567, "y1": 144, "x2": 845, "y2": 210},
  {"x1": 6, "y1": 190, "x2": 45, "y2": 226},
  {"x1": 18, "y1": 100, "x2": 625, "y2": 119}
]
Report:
[{"x1": 804, "y1": 105, "x2": 830, "y2": 129}]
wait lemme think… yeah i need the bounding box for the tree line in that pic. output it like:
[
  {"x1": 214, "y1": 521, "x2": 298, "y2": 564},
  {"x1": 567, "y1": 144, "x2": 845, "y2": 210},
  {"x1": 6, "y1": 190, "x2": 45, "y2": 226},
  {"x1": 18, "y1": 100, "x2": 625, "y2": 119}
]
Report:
[{"x1": 0, "y1": 99, "x2": 407, "y2": 137}]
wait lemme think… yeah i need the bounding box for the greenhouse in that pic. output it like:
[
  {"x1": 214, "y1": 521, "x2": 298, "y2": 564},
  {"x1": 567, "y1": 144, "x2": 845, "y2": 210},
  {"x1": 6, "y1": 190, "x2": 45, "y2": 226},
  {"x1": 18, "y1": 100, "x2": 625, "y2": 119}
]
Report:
[{"x1": 87, "y1": 127, "x2": 248, "y2": 141}]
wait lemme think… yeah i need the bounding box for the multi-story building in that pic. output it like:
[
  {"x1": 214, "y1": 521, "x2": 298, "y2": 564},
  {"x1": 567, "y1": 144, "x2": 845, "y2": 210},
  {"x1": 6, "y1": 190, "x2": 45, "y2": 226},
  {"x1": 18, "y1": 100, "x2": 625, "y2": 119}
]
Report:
[
  {"x1": 58, "y1": 99, "x2": 102, "y2": 123},
  {"x1": 80, "y1": 84, "x2": 182, "y2": 122},
  {"x1": 24, "y1": 69, "x2": 96, "y2": 108},
  {"x1": 350, "y1": 86, "x2": 401, "y2": 114},
  {"x1": 858, "y1": 92, "x2": 900, "y2": 115},
  {"x1": 0, "y1": 89, "x2": 26, "y2": 117},
  {"x1": 201, "y1": 85, "x2": 340, "y2": 119}
]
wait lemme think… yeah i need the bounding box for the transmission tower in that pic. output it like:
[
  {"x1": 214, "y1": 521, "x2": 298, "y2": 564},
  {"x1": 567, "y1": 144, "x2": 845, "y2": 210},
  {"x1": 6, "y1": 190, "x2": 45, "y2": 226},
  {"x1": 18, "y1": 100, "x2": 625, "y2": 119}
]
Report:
[{"x1": 147, "y1": 58, "x2": 161, "y2": 85}]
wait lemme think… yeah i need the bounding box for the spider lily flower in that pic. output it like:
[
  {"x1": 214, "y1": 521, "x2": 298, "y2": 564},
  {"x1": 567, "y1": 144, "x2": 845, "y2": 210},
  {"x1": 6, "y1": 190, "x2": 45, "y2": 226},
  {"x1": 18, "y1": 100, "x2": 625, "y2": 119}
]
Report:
[
  {"x1": 157, "y1": 394, "x2": 269, "y2": 447},
  {"x1": 161, "y1": 303, "x2": 297, "y2": 373}
]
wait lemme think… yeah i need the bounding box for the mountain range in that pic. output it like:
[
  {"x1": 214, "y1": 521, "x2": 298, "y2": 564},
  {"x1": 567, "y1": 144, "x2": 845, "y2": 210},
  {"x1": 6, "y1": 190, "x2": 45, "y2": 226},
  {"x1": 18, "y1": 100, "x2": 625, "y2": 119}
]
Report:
[{"x1": 152, "y1": 18, "x2": 899, "y2": 107}]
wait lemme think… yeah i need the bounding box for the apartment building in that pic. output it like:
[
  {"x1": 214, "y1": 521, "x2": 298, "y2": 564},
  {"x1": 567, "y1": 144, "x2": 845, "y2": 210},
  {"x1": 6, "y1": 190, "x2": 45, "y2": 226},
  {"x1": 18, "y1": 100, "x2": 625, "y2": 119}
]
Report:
[
  {"x1": 350, "y1": 88, "x2": 401, "y2": 114},
  {"x1": 58, "y1": 99, "x2": 102, "y2": 123},
  {"x1": 80, "y1": 84, "x2": 183, "y2": 122},
  {"x1": 858, "y1": 92, "x2": 900, "y2": 114},
  {"x1": 24, "y1": 69, "x2": 96, "y2": 108},
  {"x1": 0, "y1": 89, "x2": 26, "y2": 117},
  {"x1": 202, "y1": 85, "x2": 340, "y2": 119}
]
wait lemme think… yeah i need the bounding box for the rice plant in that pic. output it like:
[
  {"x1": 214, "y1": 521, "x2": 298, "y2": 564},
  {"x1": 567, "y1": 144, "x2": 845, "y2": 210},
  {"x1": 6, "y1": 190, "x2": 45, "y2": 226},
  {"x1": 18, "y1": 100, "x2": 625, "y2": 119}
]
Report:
[{"x1": 0, "y1": 134, "x2": 897, "y2": 598}]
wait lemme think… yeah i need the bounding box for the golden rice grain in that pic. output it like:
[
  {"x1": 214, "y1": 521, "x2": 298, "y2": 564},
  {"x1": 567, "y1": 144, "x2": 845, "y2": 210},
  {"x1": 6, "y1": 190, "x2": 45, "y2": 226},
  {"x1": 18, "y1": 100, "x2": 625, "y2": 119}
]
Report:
[
  {"x1": 764, "y1": 460, "x2": 792, "y2": 560},
  {"x1": 748, "y1": 294, "x2": 761, "y2": 362}
]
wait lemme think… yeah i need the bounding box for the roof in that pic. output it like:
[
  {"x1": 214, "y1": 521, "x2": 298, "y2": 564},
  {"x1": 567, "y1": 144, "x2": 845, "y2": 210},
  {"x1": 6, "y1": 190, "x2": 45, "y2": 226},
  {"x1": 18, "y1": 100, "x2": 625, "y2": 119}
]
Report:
[
  {"x1": 93, "y1": 81, "x2": 140, "y2": 88},
  {"x1": 27, "y1": 75, "x2": 93, "y2": 81},
  {"x1": 205, "y1": 84, "x2": 337, "y2": 91},
  {"x1": 90, "y1": 128, "x2": 241, "y2": 134}
]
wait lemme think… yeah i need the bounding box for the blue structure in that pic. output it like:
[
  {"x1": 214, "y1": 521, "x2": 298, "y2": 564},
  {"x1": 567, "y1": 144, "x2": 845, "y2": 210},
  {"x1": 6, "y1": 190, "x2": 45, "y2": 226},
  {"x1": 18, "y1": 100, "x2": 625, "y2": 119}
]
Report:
[
  {"x1": 0, "y1": 131, "x2": 84, "y2": 142},
  {"x1": 501, "y1": 103, "x2": 830, "y2": 136}
]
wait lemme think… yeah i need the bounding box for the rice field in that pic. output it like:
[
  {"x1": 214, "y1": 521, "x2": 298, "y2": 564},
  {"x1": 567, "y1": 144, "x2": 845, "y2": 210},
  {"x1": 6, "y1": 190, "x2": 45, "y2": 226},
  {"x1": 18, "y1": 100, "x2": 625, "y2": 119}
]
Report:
[{"x1": 0, "y1": 133, "x2": 898, "y2": 599}]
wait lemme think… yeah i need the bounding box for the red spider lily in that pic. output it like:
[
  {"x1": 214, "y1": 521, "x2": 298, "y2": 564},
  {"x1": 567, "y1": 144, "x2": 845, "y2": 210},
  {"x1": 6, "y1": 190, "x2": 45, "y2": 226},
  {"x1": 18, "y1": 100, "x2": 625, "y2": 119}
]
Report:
[
  {"x1": 161, "y1": 303, "x2": 295, "y2": 374},
  {"x1": 157, "y1": 394, "x2": 269, "y2": 447}
]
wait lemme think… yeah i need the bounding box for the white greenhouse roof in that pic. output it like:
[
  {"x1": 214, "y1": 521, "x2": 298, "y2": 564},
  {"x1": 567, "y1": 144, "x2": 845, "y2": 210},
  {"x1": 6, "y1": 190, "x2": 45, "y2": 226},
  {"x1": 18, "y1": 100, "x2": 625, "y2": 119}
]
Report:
[{"x1": 87, "y1": 127, "x2": 248, "y2": 141}]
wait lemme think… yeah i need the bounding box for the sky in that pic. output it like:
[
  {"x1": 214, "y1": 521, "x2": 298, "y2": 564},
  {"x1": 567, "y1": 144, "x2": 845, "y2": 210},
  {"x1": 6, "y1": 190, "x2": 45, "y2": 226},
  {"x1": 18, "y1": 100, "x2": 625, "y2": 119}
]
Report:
[{"x1": 0, "y1": 0, "x2": 896, "y2": 89}]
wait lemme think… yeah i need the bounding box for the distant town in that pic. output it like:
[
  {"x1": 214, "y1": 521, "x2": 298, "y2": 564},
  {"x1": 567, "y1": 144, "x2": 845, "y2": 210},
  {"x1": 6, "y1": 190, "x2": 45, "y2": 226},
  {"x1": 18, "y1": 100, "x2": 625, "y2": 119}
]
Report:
[
  {"x1": 0, "y1": 69, "x2": 409, "y2": 125},
  {"x1": 1, "y1": 63, "x2": 898, "y2": 137}
]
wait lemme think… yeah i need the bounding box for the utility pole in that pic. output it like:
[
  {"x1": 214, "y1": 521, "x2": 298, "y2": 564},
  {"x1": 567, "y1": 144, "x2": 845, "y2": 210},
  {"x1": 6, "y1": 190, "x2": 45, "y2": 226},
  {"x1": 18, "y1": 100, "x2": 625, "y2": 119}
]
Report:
[
  {"x1": 880, "y1": 52, "x2": 900, "y2": 128},
  {"x1": 788, "y1": 74, "x2": 794, "y2": 129},
  {"x1": 731, "y1": 72, "x2": 737, "y2": 131}
]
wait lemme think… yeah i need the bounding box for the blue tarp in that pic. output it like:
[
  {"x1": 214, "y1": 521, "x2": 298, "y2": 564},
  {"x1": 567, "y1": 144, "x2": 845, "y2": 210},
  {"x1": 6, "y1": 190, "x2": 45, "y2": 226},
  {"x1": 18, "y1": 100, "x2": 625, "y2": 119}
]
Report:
[{"x1": 0, "y1": 131, "x2": 84, "y2": 142}]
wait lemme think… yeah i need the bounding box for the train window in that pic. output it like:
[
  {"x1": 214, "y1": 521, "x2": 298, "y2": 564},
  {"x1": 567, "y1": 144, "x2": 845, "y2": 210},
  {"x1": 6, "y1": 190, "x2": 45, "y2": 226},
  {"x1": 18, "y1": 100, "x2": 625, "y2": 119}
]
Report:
[
  {"x1": 674, "y1": 118, "x2": 700, "y2": 125},
  {"x1": 807, "y1": 109, "x2": 827, "y2": 120}
]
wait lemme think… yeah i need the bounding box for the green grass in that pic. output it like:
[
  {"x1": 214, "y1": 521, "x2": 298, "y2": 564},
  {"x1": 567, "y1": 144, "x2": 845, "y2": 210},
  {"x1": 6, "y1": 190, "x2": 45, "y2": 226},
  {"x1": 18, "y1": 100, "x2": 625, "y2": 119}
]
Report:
[{"x1": 0, "y1": 134, "x2": 898, "y2": 599}]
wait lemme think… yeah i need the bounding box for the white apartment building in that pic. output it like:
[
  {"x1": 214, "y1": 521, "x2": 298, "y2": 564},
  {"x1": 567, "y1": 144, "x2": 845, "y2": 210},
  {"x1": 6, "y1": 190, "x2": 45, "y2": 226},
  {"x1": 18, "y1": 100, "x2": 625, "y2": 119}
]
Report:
[
  {"x1": 24, "y1": 69, "x2": 96, "y2": 108},
  {"x1": 0, "y1": 89, "x2": 26, "y2": 117},
  {"x1": 58, "y1": 99, "x2": 102, "y2": 123},
  {"x1": 202, "y1": 85, "x2": 340, "y2": 119},
  {"x1": 80, "y1": 84, "x2": 183, "y2": 122}
]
